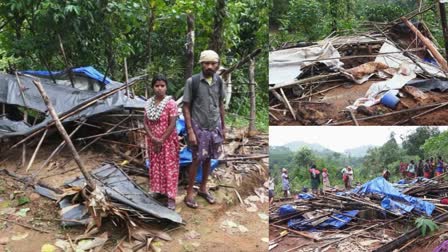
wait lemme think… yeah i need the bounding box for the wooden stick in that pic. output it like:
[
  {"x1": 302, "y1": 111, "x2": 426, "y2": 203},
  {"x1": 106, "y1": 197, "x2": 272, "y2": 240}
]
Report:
[
  {"x1": 31, "y1": 120, "x2": 85, "y2": 179},
  {"x1": 269, "y1": 73, "x2": 340, "y2": 90},
  {"x1": 124, "y1": 58, "x2": 129, "y2": 97},
  {"x1": 292, "y1": 84, "x2": 342, "y2": 101},
  {"x1": 248, "y1": 58, "x2": 256, "y2": 132},
  {"x1": 32, "y1": 80, "x2": 95, "y2": 189},
  {"x1": 218, "y1": 154, "x2": 269, "y2": 162},
  {"x1": 349, "y1": 110, "x2": 359, "y2": 126},
  {"x1": 75, "y1": 127, "x2": 142, "y2": 141},
  {"x1": 0, "y1": 217, "x2": 51, "y2": 233},
  {"x1": 401, "y1": 17, "x2": 448, "y2": 71},
  {"x1": 279, "y1": 88, "x2": 296, "y2": 120},
  {"x1": 330, "y1": 102, "x2": 444, "y2": 125},
  {"x1": 25, "y1": 129, "x2": 48, "y2": 172},
  {"x1": 269, "y1": 112, "x2": 279, "y2": 121},
  {"x1": 271, "y1": 224, "x2": 320, "y2": 241}
]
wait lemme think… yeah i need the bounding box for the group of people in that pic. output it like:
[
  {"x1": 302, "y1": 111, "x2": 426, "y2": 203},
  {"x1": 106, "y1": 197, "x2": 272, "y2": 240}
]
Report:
[
  {"x1": 143, "y1": 50, "x2": 226, "y2": 210},
  {"x1": 271, "y1": 165, "x2": 355, "y2": 200},
  {"x1": 399, "y1": 157, "x2": 446, "y2": 179}
]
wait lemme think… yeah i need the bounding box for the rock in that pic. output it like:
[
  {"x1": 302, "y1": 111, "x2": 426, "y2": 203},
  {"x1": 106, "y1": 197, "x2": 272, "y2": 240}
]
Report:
[
  {"x1": 246, "y1": 203, "x2": 258, "y2": 212},
  {"x1": 0, "y1": 237, "x2": 9, "y2": 245},
  {"x1": 30, "y1": 193, "x2": 41, "y2": 201},
  {"x1": 238, "y1": 225, "x2": 248, "y2": 233},
  {"x1": 41, "y1": 244, "x2": 57, "y2": 252},
  {"x1": 258, "y1": 213, "x2": 269, "y2": 221},
  {"x1": 245, "y1": 195, "x2": 260, "y2": 202},
  {"x1": 184, "y1": 230, "x2": 201, "y2": 240},
  {"x1": 11, "y1": 232, "x2": 28, "y2": 241}
]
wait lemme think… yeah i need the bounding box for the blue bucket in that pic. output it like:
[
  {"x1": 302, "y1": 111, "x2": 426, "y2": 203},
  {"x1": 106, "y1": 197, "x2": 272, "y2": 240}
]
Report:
[{"x1": 380, "y1": 91, "x2": 399, "y2": 109}]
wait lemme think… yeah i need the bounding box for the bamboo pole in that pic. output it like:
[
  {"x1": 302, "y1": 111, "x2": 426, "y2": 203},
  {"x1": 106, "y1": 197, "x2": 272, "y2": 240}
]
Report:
[
  {"x1": 401, "y1": 17, "x2": 448, "y2": 71},
  {"x1": 32, "y1": 80, "x2": 95, "y2": 189}
]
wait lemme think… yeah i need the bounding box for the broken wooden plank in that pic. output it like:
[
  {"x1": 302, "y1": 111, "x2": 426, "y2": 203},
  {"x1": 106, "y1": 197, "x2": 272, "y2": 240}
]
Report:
[
  {"x1": 32, "y1": 80, "x2": 95, "y2": 189},
  {"x1": 401, "y1": 17, "x2": 448, "y2": 71},
  {"x1": 269, "y1": 73, "x2": 340, "y2": 91},
  {"x1": 279, "y1": 88, "x2": 296, "y2": 120}
]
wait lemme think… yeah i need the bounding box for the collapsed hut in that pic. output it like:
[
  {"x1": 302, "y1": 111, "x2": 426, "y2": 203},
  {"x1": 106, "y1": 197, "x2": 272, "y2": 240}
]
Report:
[
  {"x1": 269, "y1": 5, "x2": 448, "y2": 126},
  {"x1": 269, "y1": 175, "x2": 448, "y2": 251}
]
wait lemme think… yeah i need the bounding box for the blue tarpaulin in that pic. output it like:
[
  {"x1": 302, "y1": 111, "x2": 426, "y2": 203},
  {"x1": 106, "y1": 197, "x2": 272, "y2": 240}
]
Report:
[
  {"x1": 179, "y1": 147, "x2": 219, "y2": 183},
  {"x1": 354, "y1": 177, "x2": 435, "y2": 216},
  {"x1": 298, "y1": 193, "x2": 314, "y2": 200},
  {"x1": 21, "y1": 66, "x2": 112, "y2": 84},
  {"x1": 287, "y1": 210, "x2": 359, "y2": 230},
  {"x1": 279, "y1": 204, "x2": 297, "y2": 216}
]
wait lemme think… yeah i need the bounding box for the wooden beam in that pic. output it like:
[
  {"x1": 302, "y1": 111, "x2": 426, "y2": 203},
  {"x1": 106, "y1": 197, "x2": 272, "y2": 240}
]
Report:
[
  {"x1": 401, "y1": 17, "x2": 448, "y2": 71},
  {"x1": 32, "y1": 80, "x2": 95, "y2": 189}
]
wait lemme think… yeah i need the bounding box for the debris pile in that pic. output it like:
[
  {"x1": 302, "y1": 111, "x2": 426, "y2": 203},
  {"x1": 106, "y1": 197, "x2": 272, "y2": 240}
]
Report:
[
  {"x1": 269, "y1": 176, "x2": 448, "y2": 251},
  {"x1": 269, "y1": 6, "x2": 448, "y2": 125}
]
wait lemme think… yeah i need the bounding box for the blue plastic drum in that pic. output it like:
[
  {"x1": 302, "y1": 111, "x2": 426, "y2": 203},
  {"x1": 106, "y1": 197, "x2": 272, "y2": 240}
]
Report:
[{"x1": 380, "y1": 91, "x2": 399, "y2": 109}]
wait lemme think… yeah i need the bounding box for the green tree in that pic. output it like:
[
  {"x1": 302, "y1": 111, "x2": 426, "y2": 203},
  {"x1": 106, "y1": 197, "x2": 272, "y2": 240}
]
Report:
[{"x1": 402, "y1": 127, "x2": 440, "y2": 159}]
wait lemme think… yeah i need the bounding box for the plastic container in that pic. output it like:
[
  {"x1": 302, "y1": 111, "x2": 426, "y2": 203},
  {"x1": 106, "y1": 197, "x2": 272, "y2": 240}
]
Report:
[{"x1": 380, "y1": 91, "x2": 399, "y2": 109}]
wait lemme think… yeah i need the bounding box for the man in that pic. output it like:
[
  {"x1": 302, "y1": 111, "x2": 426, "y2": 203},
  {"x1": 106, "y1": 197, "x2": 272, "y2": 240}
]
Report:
[
  {"x1": 182, "y1": 50, "x2": 226, "y2": 209},
  {"x1": 382, "y1": 169, "x2": 391, "y2": 181},
  {"x1": 346, "y1": 166, "x2": 354, "y2": 190}
]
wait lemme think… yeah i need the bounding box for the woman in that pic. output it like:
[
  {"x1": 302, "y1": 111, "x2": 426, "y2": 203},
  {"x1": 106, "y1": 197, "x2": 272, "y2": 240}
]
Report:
[
  {"x1": 144, "y1": 74, "x2": 179, "y2": 210},
  {"x1": 407, "y1": 160, "x2": 416, "y2": 179},
  {"x1": 281, "y1": 168, "x2": 290, "y2": 198},
  {"x1": 322, "y1": 168, "x2": 331, "y2": 191},
  {"x1": 436, "y1": 156, "x2": 445, "y2": 177},
  {"x1": 309, "y1": 165, "x2": 321, "y2": 195},
  {"x1": 346, "y1": 166, "x2": 354, "y2": 190}
]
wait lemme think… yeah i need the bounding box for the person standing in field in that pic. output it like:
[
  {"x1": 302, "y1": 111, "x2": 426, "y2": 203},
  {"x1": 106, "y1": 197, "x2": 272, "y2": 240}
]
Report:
[{"x1": 182, "y1": 50, "x2": 226, "y2": 209}]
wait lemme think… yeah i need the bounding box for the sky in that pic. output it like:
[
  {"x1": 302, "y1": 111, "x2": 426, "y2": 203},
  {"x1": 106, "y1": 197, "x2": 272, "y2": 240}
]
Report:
[{"x1": 269, "y1": 126, "x2": 448, "y2": 153}]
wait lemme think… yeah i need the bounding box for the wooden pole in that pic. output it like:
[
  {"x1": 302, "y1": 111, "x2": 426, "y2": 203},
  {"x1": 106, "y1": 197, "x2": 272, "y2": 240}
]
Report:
[
  {"x1": 248, "y1": 58, "x2": 256, "y2": 133},
  {"x1": 32, "y1": 80, "x2": 95, "y2": 189},
  {"x1": 185, "y1": 14, "x2": 195, "y2": 82},
  {"x1": 401, "y1": 17, "x2": 448, "y2": 71},
  {"x1": 124, "y1": 58, "x2": 129, "y2": 97},
  {"x1": 439, "y1": 2, "x2": 448, "y2": 60},
  {"x1": 25, "y1": 129, "x2": 47, "y2": 172},
  {"x1": 32, "y1": 120, "x2": 85, "y2": 179},
  {"x1": 279, "y1": 88, "x2": 296, "y2": 120}
]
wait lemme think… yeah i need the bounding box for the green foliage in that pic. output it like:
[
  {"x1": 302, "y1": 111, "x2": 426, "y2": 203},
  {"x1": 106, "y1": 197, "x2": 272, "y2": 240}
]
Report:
[
  {"x1": 0, "y1": 0, "x2": 268, "y2": 132},
  {"x1": 422, "y1": 131, "x2": 448, "y2": 159},
  {"x1": 403, "y1": 127, "x2": 440, "y2": 159},
  {"x1": 415, "y1": 217, "x2": 438, "y2": 236}
]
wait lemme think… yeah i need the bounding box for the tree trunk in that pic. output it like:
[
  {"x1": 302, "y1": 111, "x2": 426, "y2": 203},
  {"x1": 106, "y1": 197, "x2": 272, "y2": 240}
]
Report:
[
  {"x1": 439, "y1": 2, "x2": 448, "y2": 60},
  {"x1": 248, "y1": 58, "x2": 256, "y2": 133},
  {"x1": 209, "y1": 0, "x2": 226, "y2": 54},
  {"x1": 185, "y1": 14, "x2": 195, "y2": 81}
]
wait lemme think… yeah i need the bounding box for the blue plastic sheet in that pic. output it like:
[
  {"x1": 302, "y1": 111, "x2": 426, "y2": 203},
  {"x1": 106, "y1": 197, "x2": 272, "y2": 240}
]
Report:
[
  {"x1": 318, "y1": 210, "x2": 359, "y2": 229},
  {"x1": 176, "y1": 117, "x2": 186, "y2": 136},
  {"x1": 279, "y1": 204, "x2": 297, "y2": 216},
  {"x1": 298, "y1": 193, "x2": 314, "y2": 200},
  {"x1": 21, "y1": 66, "x2": 111, "y2": 84},
  {"x1": 288, "y1": 210, "x2": 359, "y2": 230},
  {"x1": 354, "y1": 177, "x2": 435, "y2": 216},
  {"x1": 179, "y1": 147, "x2": 219, "y2": 183}
]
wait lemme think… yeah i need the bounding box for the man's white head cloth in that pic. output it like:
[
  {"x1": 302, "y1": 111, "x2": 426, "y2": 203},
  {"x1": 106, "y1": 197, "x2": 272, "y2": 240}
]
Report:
[{"x1": 199, "y1": 50, "x2": 219, "y2": 63}]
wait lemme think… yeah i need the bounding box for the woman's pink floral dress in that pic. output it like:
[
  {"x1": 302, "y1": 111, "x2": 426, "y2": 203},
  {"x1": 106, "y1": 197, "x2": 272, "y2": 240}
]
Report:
[{"x1": 144, "y1": 99, "x2": 179, "y2": 199}]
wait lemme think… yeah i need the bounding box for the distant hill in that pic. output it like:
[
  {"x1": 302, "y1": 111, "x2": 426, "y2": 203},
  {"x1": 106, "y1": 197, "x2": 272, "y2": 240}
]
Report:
[
  {"x1": 280, "y1": 141, "x2": 335, "y2": 154},
  {"x1": 344, "y1": 145, "x2": 374, "y2": 157}
]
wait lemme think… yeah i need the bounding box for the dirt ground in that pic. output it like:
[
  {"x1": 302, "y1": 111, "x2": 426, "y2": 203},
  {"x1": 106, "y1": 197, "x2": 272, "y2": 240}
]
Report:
[
  {"x1": 0, "y1": 139, "x2": 268, "y2": 252},
  {"x1": 270, "y1": 80, "x2": 448, "y2": 126}
]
